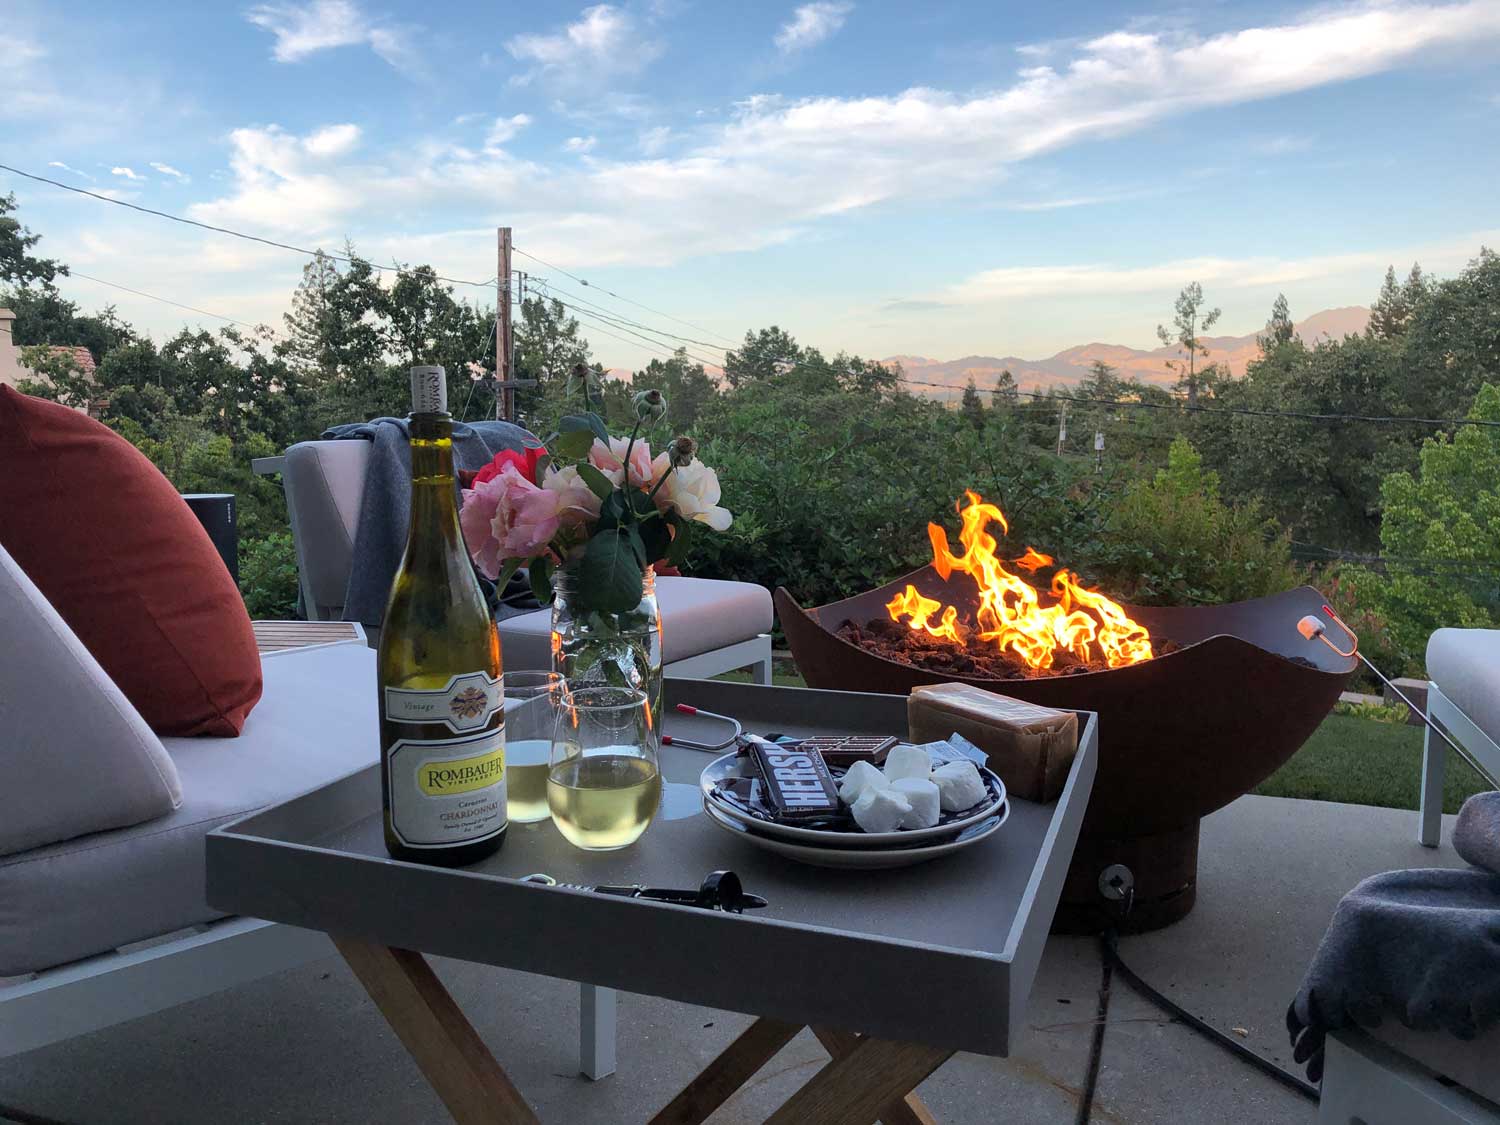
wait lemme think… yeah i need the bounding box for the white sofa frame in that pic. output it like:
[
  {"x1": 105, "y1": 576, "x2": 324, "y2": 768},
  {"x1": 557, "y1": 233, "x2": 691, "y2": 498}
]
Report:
[
  {"x1": 1418, "y1": 682, "x2": 1500, "y2": 847},
  {"x1": 1, "y1": 638, "x2": 621, "y2": 1079},
  {"x1": 1320, "y1": 1028, "x2": 1500, "y2": 1124}
]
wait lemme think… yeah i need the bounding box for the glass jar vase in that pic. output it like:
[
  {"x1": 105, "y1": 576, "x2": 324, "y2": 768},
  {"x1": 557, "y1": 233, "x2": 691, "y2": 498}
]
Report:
[{"x1": 550, "y1": 567, "x2": 662, "y2": 749}]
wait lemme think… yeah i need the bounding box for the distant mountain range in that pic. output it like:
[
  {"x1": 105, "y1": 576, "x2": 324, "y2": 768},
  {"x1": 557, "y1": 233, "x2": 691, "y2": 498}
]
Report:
[{"x1": 883, "y1": 306, "x2": 1371, "y2": 401}]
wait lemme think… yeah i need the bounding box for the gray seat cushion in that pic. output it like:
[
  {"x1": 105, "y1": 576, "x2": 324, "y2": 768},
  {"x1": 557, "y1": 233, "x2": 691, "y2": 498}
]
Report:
[
  {"x1": 283, "y1": 440, "x2": 370, "y2": 618},
  {"x1": 1428, "y1": 628, "x2": 1500, "y2": 746},
  {"x1": 496, "y1": 576, "x2": 773, "y2": 670},
  {"x1": 0, "y1": 643, "x2": 376, "y2": 976}
]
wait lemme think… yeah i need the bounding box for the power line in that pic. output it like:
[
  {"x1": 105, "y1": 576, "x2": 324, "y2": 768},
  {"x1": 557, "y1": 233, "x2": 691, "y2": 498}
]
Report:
[
  {"x1": 512, "y1": 245, "x2": 740, "y2": 346},
  {"x1": 67, "y1": 270, "x2": 271, "y2": 333},
  {"x1": 0, "y1": 162, "x2": 493, "y2": 289},
  {"x1": 526, "y1": 273, "x2": 731, "y2": 354}
]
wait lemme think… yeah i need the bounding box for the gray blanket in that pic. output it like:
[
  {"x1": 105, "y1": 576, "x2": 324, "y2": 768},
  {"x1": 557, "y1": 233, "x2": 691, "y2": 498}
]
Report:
[
  {"x1": 1288, "y1": 792, "x2": 1500, "y2": 1082},
  {"x1": 322, "y1": 418, "x2": 539, "y2": 628}
]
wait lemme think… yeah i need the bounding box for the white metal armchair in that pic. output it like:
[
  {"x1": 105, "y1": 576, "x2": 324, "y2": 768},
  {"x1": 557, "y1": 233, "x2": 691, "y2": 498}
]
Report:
[{"x1": 1418, "y1": 628, "x2": 1500, "y2": 847}]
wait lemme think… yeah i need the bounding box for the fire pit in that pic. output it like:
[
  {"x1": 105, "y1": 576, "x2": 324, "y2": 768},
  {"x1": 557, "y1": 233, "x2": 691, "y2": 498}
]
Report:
[{"x1": 775, "y1": 494, "x2": 1355, "y2": 932}]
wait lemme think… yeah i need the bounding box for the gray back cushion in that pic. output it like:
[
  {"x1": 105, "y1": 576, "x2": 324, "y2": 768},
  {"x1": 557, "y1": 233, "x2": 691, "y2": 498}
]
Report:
[{"x1": 0, "y1": 543, "x2": 182, "y2": 856}]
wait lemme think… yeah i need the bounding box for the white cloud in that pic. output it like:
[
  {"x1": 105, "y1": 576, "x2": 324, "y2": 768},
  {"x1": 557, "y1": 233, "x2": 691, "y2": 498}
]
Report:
[
  {"x1": 506, "y1": 5, "x2": 663, "y2": 87},
  {"x1": 47, "y1": 161, "x2": 93, "y2": 180},
  {"x1": 245, "y1": 0, "x2": 415, "y2": 69},
  {"x1": 775, "y1": 2, "x2": 853, "y2": 53},
  {"x1": 935, "y1": 232, "x2": 1500, "y2": 306},
  {"x1": 302, "y1": 123, "x2": 362, "y2": 156},
  {"x1": 1252, "y1": 133, "x2": 1315, "y2": 155},
  {"x1": 565, "y1": 135, "x2": 598, "y2": 153},
  {"x1": 638, "y1": 125, "x2": 672, "y2": 154},
  {"x1": 150, "y1": 161, "x2": 188, "y2": 180},
  {"x1": 110, "y1": 166, "x2": 144, "y2": 181},
  {"x1": 485, "y1": 114, "x2": 533, "y2": 148},
  {"x1": 184, "y1": 1, "x2": 1500, "y2": 272}
]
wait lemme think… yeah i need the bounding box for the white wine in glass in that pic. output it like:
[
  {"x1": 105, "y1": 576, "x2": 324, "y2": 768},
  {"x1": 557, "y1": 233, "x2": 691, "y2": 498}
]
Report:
[{"x1": 548, "y1": 686, "x2": 661, "y2": 850}]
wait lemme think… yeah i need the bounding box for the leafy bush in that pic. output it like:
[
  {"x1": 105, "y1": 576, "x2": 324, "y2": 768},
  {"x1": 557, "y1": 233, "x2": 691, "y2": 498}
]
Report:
[
  {"x1": 240, "y1": 533, "x2": 301, "y2": 619},
  {"x1": 1094, "y1": 436, "x2": 1298, "y2": 605},
  {"x1": 690, "y1": 379, "x2": 1111, "y2": 608},
  {"x1": 1336, "y1": 383, "x2": 1500, "y2": 672}
]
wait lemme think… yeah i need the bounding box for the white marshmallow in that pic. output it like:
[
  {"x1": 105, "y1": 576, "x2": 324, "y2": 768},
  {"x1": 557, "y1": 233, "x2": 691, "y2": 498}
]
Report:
[
  {"x1": 851, "y1": 785, "x2": 912, "y2": 834},
  {"x1": 932, "y1": 760, "x2": 989, "y2": 813},
  {"x1": 890, "y1": 777, "x2": 941, "y2": 829},
  {"x1": 838, "y1": 760, "x2": 888, "y2": 805},
  {"x1": 883, "y1": 744, "x2": 932, "y2": 784}
]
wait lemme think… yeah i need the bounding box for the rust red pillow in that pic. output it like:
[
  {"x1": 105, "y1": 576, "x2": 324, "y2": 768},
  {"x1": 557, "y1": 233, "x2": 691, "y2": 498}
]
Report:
[{"x1": 0, "y1": 387, "x2": 262, "y2": 736}]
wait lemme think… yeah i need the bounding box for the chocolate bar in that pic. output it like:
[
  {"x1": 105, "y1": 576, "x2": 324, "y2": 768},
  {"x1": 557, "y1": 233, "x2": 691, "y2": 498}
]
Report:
[
  {"x1": 743, "y1": 737, "x2": 840, "y2": 820},
  {"x1": 796, "y1": 734, "x2": 897, "y2": 769}
]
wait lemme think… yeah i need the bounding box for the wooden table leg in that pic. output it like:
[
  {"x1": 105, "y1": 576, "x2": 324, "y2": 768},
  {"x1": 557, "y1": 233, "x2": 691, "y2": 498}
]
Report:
[
  {"x1": 812, "y1": 1028, "x2": 940, "y2": 1125},
  {"x1": 334, "y1": 937, "x2": 539, "y2": 1125},
  {"x1": 648, "y1": 1016, "x2": 803, "y2": 1125},
  {"x1": 764, "y1": 1035, "x2": 954, "y2": 1125}
]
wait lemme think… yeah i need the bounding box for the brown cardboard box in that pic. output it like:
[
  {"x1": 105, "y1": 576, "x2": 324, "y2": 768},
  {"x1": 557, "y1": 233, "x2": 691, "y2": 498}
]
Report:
[{"x1": 907, "y1": 683, "x2": 1078, "y2": 802}]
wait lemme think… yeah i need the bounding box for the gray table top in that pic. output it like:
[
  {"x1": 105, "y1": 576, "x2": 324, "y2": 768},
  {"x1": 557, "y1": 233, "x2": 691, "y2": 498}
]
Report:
[{"x1": 208, "y1": 679, "x2": 1097, "y2": 1056}]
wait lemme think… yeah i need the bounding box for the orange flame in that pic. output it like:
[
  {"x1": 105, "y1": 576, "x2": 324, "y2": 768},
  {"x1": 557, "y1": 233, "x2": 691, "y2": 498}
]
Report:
[{"x1": 887, "y1": 491, "x2": 1153, "y2": 670}]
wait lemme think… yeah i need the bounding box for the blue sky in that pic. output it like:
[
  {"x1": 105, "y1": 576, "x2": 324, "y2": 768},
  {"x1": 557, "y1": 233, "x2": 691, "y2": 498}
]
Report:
[{"x1": 3, "y1": 0, "x2": 1498, "y2": 368}]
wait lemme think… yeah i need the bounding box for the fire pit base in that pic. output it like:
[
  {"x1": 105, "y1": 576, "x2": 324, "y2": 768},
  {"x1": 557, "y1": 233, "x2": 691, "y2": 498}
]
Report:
[{"x1": 1053, "y1": 823, "x2": 1201, "y2": 934}]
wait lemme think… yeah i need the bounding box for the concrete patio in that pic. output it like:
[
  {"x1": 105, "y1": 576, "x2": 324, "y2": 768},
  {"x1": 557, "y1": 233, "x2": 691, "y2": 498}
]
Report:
[{"x1": 1, "y1": 795, "x2": 1468, "y2": 1124}]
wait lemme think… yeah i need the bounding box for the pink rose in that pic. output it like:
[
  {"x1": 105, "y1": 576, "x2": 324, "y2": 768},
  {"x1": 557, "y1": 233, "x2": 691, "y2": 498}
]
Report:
[
  {"x1": 460, "y1": 463, "x2": 564, "y2": 577},
  {"x1": 589, "y1": 437, "x2": 655, "y2": 489}
]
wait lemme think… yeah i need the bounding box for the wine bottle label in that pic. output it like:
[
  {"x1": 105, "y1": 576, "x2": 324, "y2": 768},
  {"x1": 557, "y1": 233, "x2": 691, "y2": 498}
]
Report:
[
  {"x1": 385, "y1": 671, "x2": 501, "y2": 734},
  {"x1": 387, "y1": 727, "x2": 507, "y2": 848}
]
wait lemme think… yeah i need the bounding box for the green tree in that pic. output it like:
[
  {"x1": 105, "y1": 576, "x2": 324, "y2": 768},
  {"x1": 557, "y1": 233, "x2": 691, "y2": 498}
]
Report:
[
  {"x1": 992, "y1": 368, "x2": 1018, "y2": 409},
  {"x1": 722, "y1": 326, "x2": 803, "y2": 388},
  {"x1": 1346, "y1": 384, "x2": 1500, "y2": 669},
  {"x1": 0, "y1": 193, "x2": 66, "y2": 289},
  {"x1": 1157, "y1": 282, "x2": 1221, "y2": 409},
  {"x1": 960, "y1": 377, "x2": 985, "y2": 429},
  {"x1": 1262, "y1": 292, "x2": 1296, "y2": 350}
]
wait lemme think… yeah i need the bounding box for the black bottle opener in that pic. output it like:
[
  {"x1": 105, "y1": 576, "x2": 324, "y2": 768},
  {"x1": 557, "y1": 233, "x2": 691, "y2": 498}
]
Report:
[{"x1": 520, "y1": 869, "x2": 767, "y2": 913}]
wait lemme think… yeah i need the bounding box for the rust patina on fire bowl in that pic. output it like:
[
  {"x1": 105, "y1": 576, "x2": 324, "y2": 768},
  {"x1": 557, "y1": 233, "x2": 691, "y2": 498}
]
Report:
[{"x1": 775, "y1": 568, "x2": 1355, "y2": 931}]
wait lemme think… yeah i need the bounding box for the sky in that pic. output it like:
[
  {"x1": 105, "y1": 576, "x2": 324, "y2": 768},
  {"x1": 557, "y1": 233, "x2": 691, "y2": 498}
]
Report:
[{"x1": 3, "y1": 0, "x2": 1499, "y2": 370}]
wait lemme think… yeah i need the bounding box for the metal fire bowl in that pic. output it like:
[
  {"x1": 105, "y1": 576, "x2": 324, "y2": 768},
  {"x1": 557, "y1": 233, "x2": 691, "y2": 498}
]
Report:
[{"x1": 776, "y1": 569, "x2": 1355, "y2": 930}]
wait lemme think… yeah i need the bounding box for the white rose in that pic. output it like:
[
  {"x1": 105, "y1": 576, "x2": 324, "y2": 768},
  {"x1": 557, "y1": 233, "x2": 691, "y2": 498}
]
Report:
[
  {"x1": 651, "y1": 454, "x2": 732, "y2": 531},
  {"x1": 542, "y1": 464, "x2": 602, "y2": 528}
]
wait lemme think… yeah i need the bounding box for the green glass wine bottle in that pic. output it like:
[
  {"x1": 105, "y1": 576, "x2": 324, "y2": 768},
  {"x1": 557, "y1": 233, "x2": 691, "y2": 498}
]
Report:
[{"x1": 378, "y1": 365, "x2": 506, "y2": 866}]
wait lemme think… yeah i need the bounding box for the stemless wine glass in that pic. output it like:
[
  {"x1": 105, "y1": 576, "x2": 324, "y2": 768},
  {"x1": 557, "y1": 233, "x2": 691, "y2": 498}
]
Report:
[
  {"x1": 501, "y1": 671, "x2": 566, "y2": 824},
  {"x1": 548, "y1": 685, "x2": 661, "y2": 851}
]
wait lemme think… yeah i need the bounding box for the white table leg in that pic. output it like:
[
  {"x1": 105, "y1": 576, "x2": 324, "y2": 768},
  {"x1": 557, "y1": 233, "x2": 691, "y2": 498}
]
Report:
[{"x1": 579, "y1": 983, "x2": 617, "y2": 1080}]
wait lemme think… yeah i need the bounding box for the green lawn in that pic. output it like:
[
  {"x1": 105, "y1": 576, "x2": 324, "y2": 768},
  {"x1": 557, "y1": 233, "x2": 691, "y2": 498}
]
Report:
[
  {"x1": 715, "y1": 668, "x2": 1492, "y2": 812},
  {"x1": 1254, "y1": 712, "x2": 1488, "y2": 814}
]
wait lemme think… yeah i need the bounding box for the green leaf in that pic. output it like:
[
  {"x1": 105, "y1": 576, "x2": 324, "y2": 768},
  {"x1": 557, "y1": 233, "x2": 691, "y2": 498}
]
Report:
[
  {"x1": 578, "y1": 530, "x2": 645, "y2": 614},
  {"x1": 552, "y1": 429, "x2": 594, "y2": 460},
  {"x1": 528, "y1": 556, "x2": 555, "y2": 606},
  {"x1": 666, "y1": 518, "x2": 694, "y2": 566},
  {"x1": 626, "y1": 525, "x2": 648, "y2": 568},
  {"x1": 560, "y1": 412, "x2": 611, "y2": 444},
  {"x1": 595, "y1": 491, "x2": 630, "y2": 532},
  {"x1": 637, "y1": 513, "x2": 671, "y2": 566},
  {"x1": 532, "y1": 453, "x2": 551, "y2": 481},
  {"x1": 576, "y1": 462, "x2": 615, "y2": 501},
  {"x1": 496, "y1": 556, "x2": 522, "y2": 591}
]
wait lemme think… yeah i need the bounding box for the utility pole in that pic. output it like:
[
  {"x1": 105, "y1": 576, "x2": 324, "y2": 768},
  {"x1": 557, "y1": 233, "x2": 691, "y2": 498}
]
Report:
[
  {"x1": 1056, "y1": 402, "x2": 1068, "y2": 457},
  {"x1": 497, "y1": 226, "x2": 513, "y2": 421}
]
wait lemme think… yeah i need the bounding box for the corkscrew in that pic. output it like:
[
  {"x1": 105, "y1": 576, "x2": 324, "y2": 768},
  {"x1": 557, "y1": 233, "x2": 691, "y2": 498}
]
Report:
[{"x1": 520, "y1": 869, "x2": 768, "y2": 912}]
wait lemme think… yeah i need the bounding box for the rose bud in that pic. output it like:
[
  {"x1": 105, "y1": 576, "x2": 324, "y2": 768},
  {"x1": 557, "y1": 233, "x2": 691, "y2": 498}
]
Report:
[
  {"x1": 667, "y1": 435, "x2": 697, "y2": 467},
  {"x1": 633, "y1": 388, "x2": 667, "y2": 423}
]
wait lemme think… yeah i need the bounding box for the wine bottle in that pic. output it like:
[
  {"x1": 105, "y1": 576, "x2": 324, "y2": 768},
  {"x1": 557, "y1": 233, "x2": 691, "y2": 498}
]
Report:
[{"x1": 378, "y1": 365, "x2": 506, "y2": 865}]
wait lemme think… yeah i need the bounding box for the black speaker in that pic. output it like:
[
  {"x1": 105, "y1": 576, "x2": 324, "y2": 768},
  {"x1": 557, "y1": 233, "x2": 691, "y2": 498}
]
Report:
[{"x1": 181, "y1": 493, "x2": 238, "y2": 583}]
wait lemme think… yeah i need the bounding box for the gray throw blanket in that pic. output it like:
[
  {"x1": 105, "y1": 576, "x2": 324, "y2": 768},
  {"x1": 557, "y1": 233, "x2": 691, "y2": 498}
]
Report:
[
  {"x1": 322, "y1": 417, "x2": 539, "y2": 629},
  {"x1": 1288, "y1": 792, "x2": 1500, "y2": 1082}
]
